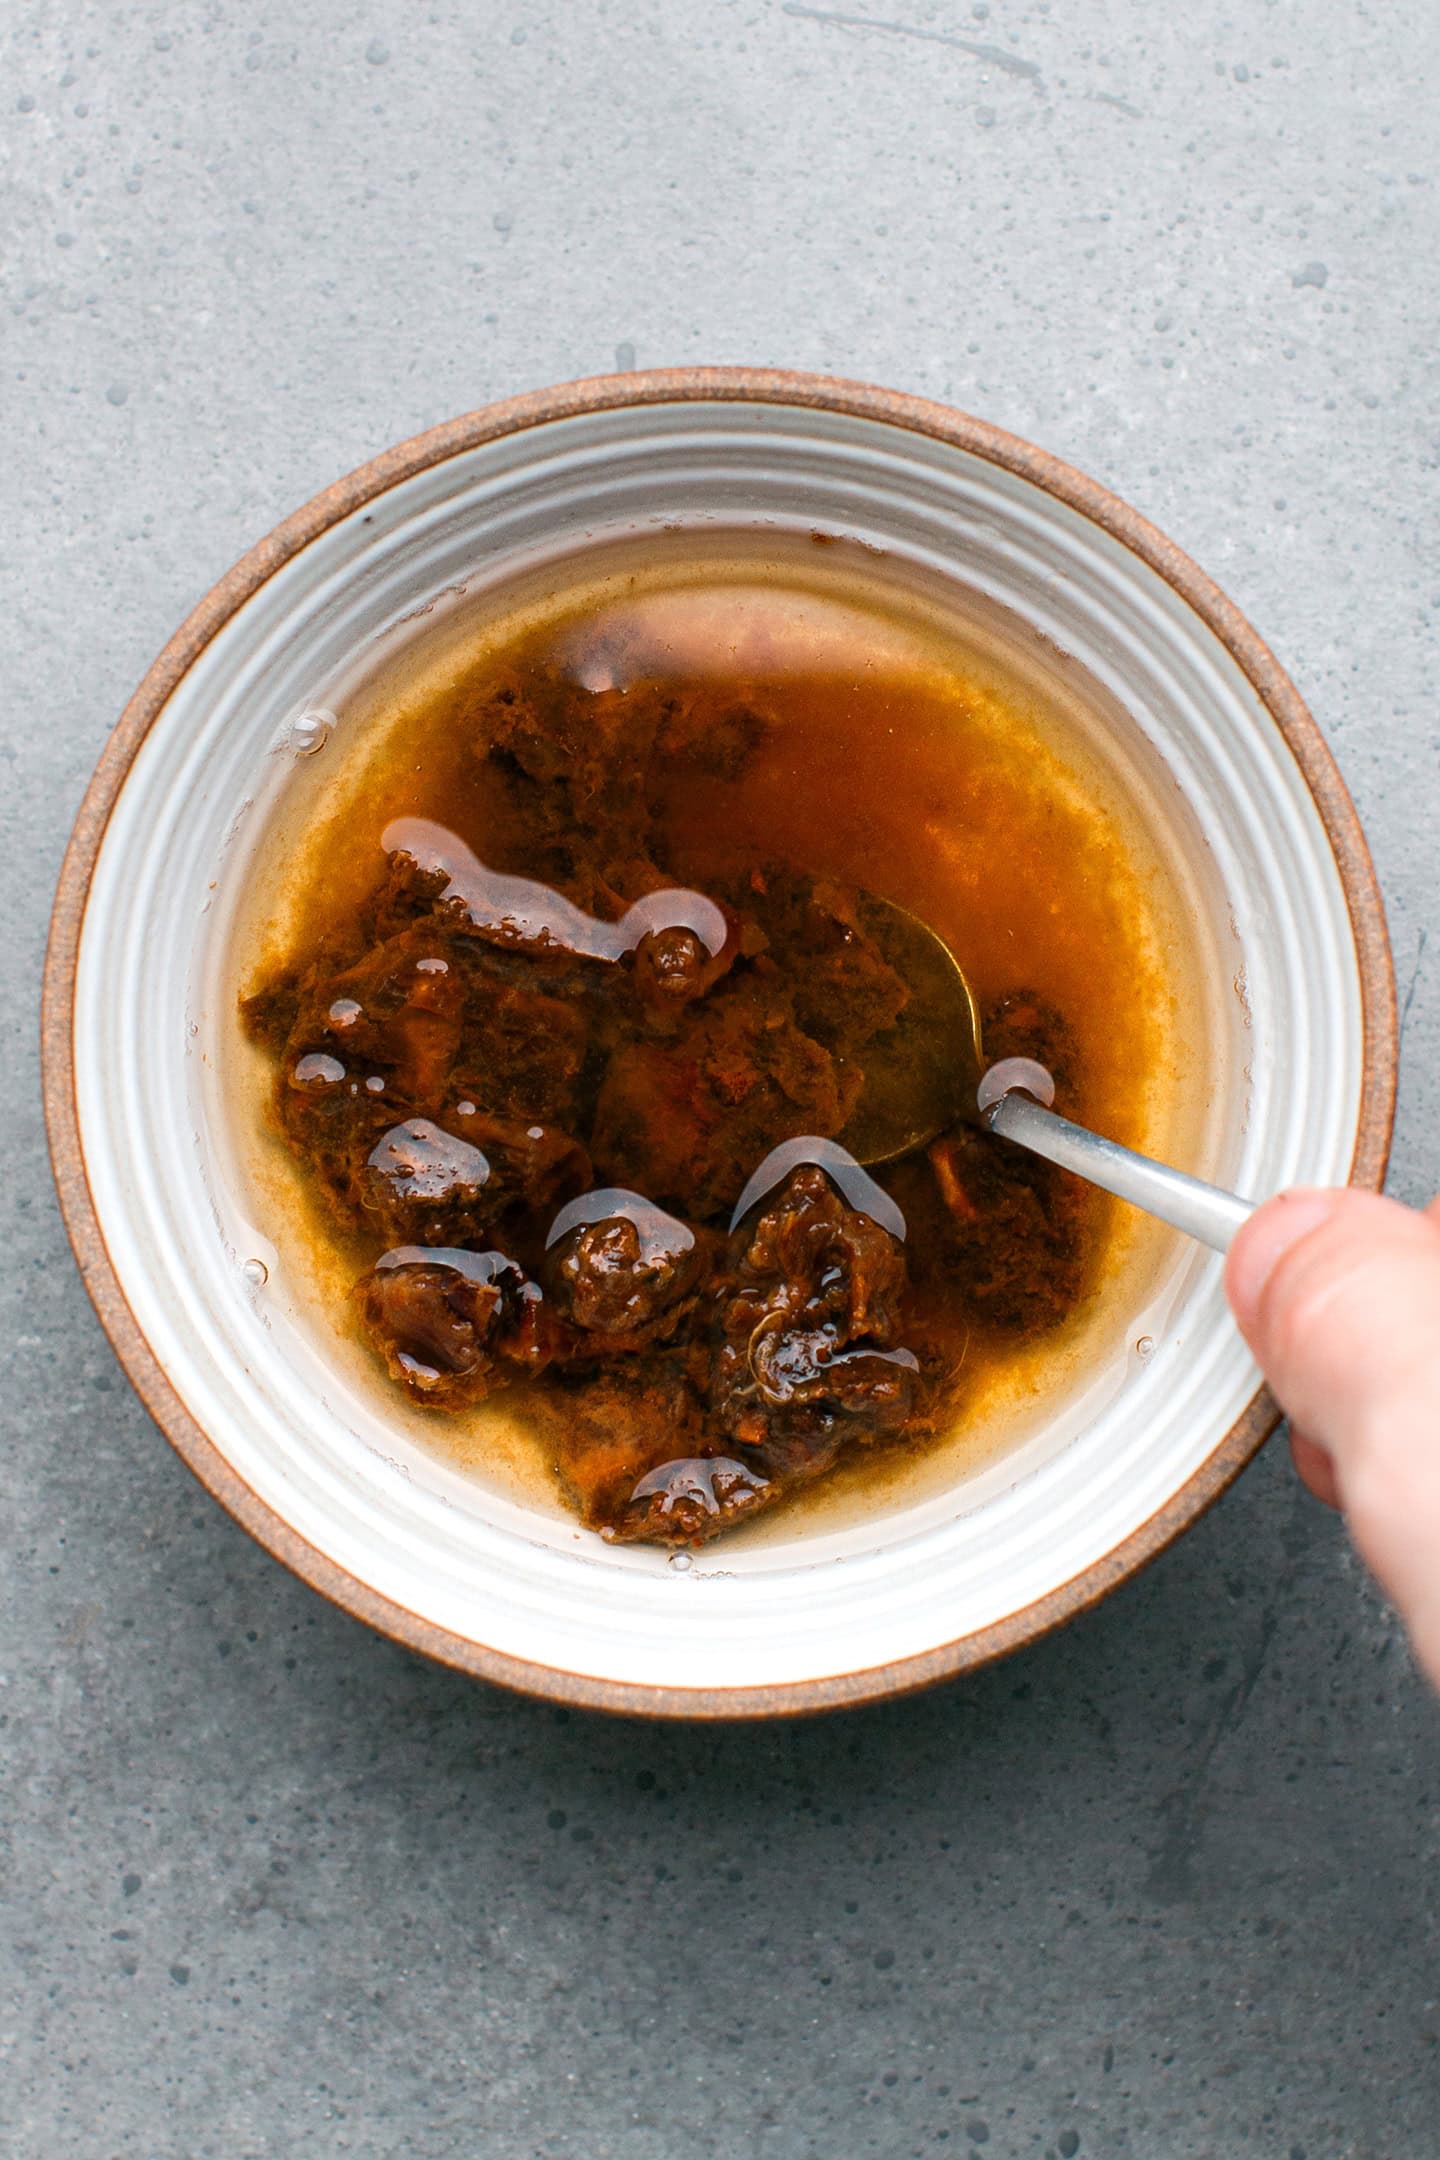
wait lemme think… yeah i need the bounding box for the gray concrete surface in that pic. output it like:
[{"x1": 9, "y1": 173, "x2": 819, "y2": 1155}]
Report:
[{"x1": 5, "y1": 3, "x2": 1439, "y2": 2154}]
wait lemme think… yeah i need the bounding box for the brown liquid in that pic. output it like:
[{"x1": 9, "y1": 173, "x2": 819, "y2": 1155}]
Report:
[{"x1": 237, "y1": 535, "x2": 1185, "y2": 1546}]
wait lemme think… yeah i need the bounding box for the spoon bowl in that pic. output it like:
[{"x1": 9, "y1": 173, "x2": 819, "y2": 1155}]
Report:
[
  {"x1": 839, "y1": 894, "x2": 985, "y2": 1164},
  {"x1": 843, "y1": 893, "x2": 1259, "y2": 1254}
]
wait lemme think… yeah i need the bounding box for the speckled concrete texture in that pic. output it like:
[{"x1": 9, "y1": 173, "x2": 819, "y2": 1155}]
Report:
[{"x1": 5, "y1": 4, "x2": 1440, "y2": 2155}]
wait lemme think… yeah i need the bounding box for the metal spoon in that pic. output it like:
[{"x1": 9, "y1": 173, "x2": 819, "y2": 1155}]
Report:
[{"x1": 841, "y1": 895, "x2": 1255, "y2": 1255}]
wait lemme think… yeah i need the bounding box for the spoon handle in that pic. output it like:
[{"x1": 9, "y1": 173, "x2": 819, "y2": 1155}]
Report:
[{"x1": 985, "y1": 1090, "x2": 1255, "y2": 1254}]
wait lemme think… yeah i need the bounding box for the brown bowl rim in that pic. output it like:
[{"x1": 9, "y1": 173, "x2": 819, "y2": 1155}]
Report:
[{"x1": 41, "y1": 366, "x2": 1397, "y2": 1719}]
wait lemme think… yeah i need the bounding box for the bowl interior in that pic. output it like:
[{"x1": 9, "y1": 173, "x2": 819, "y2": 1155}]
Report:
[{"x1": 70, "y1": 394, "x2": 1372, "y2": 1703}]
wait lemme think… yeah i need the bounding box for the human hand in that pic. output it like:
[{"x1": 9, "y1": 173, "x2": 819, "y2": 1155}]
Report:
[{"x1": 1225, "y1": 1188, "x2": 1440, "y2": 1686}]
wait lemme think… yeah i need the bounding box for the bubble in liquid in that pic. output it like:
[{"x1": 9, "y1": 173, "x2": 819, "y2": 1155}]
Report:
[
  {"x1": 668, "y1": 1551, "x2": 693, "y2": 1573},
  {"x1": 287, "y1": 708, "x2": 334, "y2": 757},
  {"x1": 242, "y1": 1257, "x2": 269, "y2": 1287},
  {"x1": 1136, "y1": 1334, "x2": 1155, "y2": 1362}
]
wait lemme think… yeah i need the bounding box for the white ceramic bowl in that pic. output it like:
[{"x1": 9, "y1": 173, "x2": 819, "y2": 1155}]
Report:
[{"x1": 45, "y1": 371, "x2": 1394, "y2": 1715}]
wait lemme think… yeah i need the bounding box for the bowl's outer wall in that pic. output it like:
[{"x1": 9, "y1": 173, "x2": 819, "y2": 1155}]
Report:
[{"x1": 41, "y1": 368, "x2": 1397, "y2": 1718}]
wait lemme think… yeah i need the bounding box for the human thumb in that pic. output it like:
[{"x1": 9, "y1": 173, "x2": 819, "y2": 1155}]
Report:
[{"x1": 1225, "y1": 1187, "x2": 1440, "y2": 1683}]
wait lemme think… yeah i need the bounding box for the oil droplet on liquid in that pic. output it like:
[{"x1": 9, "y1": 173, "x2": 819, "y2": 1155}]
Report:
[{"x1": 288, "y1": 708, "x2": 335, "y2": 757}]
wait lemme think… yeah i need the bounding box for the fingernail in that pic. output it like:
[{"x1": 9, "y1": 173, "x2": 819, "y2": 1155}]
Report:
[{"x1": 1225, "y1": 1188, "x2": 1342, "y2": 1329}]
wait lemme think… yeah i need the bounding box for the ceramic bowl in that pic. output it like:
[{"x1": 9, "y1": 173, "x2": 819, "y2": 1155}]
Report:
[{"x1": 44, "y1": 370, "x2": 1395, "y2": 1716}]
